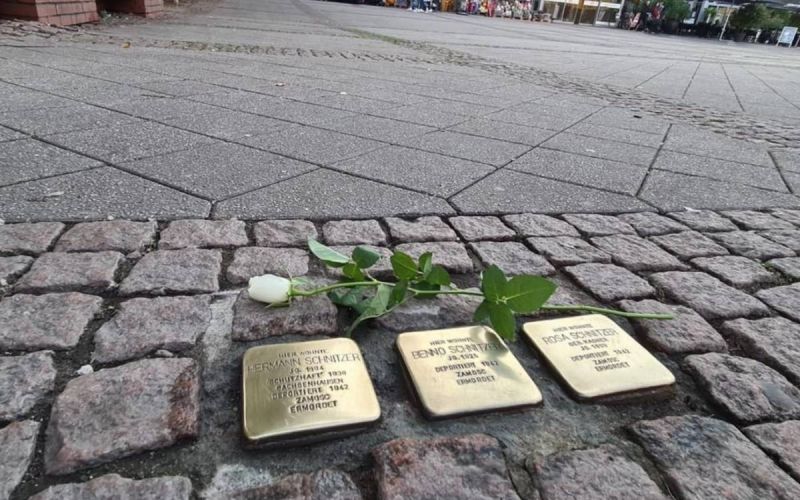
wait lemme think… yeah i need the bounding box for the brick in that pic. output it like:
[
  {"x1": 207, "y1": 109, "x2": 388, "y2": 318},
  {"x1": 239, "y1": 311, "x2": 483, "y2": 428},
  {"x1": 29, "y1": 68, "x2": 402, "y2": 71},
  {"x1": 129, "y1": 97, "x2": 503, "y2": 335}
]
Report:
[
  {"x1": 254, "y1": 219, "x2": 317, "y2": 247},
  {"x1": 526, "y1": 236, "x2": 610, "y2": 266},
  {"x1": 650, "y1": 271, "x2": 770, "y2": 320},
  {"x1": 668, "y1": 210, "x2": 737, "y2": 232},
  {"x1": 562, "y1": 214, "x2": 635, "y2": 236},
  {"x1": 685, "y1": 353, "x2": 800, "y2": 423},
  {"x1": 385, "y1": 216, "x2": 457, "y2": 242},
  {"x1": 159, "y1": 219, "x2": 248, "y2": 249},
  {"x1": 322, "y1": 220, "x2": 386, "y2": 246},
  {"x1": 15, "y1": 251, "x2": 123, "y2": 294},
  {"x1": 591, "y1": 234, "x2": 688, "y2": 272},
  {"x1": 470, "y1": 241, "x2": 554, "y2": 276},
  {"x1": 564, "y1": 263, "x2": 654, "y2": 302},
  {"x1": 649, "y1": 231, "x2": 728, "y2": 259},
  {"x1": 502, "y1": 214, "x2": 579, "y2": 237}
]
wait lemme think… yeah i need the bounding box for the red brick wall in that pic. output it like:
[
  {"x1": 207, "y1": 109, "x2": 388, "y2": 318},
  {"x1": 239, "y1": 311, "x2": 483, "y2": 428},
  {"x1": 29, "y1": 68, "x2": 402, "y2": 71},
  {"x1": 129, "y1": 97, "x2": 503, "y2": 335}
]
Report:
[{"x1": 0, "y1": 0, "x2": 100, "y2": 25}]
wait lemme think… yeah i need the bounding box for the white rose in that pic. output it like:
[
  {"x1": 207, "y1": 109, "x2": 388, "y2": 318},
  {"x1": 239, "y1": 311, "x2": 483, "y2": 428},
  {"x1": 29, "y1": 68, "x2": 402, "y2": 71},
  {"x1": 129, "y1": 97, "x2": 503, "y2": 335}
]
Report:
[{"x1": 248, "y1": 274, "x2": 291, "y2": 304}]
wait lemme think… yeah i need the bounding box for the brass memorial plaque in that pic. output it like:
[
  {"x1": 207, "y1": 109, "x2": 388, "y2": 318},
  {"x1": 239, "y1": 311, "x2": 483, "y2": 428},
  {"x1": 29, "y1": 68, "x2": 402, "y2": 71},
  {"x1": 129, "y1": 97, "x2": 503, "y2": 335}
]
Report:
[
  {"x1": 242, "y1": 338, "x2": 381, "y2": 446},
  {"x1": 396, "y1": 325, "x2": 542, "y2": 419},
  {"x1": 522, "y1": 314, "x2": 675, "y2": 401}
]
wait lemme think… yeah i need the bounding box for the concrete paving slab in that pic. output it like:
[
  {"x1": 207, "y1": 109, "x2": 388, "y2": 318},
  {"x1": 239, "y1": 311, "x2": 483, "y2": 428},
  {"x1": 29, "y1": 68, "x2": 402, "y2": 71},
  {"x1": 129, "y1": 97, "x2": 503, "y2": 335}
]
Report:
[
  {"x1": 0, "y1": 139, "x2": 102, "y2": 187},
  {"x1": 0, "y1": 105, "x2": 139, "y2": 136},
  {"x1": 640, "y1": 171, "x2": 800, "y2": 212},
  {"x1": 122, "y1": 142, "x2": 316, "y2": 200},
  {"x1": 44, "y1": 122, "x2": 217, "y2": 164},
  {"x1": 663, "y1": 124, "x2": 773, "y2": 167},
  {"x1": 330, "y1": 146, "x2": 492, "y2": 197},
  {"x1": 507, "y1": 148, "x2": 647, "y2": 195},
  {"x1": 214, "y1": 169, "x2": 454, "y2": 219},
  {"x1": 540, "y1": 133, "x2": 658, "y2": 167},
  {"x1": 240, "y1": 126, "x2": 386, "y2": 165},
  {"x1": 451, "y1": 169, "x2": 653, "y2": 214},
  {"x1": 653, "y1": 151, "x2": 787, "y2": 192},
  {"x1": 398, "y1": 131, "x2": 529, "y2": 167},
  {"x1": 0, "y1": 167, "x2": 210, "y2": 222}
]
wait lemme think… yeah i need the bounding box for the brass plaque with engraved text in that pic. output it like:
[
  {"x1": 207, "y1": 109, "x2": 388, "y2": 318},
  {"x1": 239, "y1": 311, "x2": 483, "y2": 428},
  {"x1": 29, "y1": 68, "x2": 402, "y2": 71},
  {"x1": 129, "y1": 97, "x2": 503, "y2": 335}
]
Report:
[
  {"x1": 242, "y1": 338, "x2": 380, "y2": 445},
  {"x1": 522, "y1": 314, "x2": 675, "y2": 400},
  {"x1": 396, "y1": 325, "x2": 542, "y2": 419}
]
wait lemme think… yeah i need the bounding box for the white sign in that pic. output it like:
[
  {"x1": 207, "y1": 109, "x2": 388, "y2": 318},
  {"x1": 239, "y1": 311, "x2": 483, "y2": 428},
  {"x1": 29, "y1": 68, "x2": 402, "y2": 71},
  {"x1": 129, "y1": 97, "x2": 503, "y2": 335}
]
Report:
[{"x1": 778, "y1": 26, "x2": 797, "y2": 46}]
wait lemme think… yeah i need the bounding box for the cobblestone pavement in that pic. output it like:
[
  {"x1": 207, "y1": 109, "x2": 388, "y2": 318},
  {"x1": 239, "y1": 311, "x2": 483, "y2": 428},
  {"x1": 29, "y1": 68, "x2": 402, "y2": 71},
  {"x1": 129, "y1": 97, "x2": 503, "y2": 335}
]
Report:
[
  {"x1": 2, "y1": 210, "x2": 800, "y2": 498},
  {"x1": 4, "y1": 1, "x2": 800, "y2": 498},
  {"x1": 1, "y1": 0, "x2": 800, "y2": 221}
]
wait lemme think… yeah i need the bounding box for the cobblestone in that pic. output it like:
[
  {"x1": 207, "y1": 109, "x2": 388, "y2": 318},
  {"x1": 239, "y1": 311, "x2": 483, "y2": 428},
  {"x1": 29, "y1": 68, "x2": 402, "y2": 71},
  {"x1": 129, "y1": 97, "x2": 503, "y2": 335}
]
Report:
[
  {"x1": 619, "y1": 299, "x2": 726, "y2": 353},
  {"x1": 650, "y1": 271, "x2": 769, "y2": 320},
  {"x1": 159, "y1": 219, "x2": 248, "y2": 249},
  {"x1": 591, "y1": 234, "x2": 688, "y2": 272},
  {"x1": 723, "y1": 317, "x2": 800, "y2": 386},
  {"x1": 231, "y1": 289, "x2": 337, "y2": 341},
  {"x1": 0, "y1": 222, "x2": 64, "y2": 254},
  {"x1": 119, "y1": 249, "x2": 222, "y2": 295},
  {"x1": 93, "y1": 296, "x2": 212, "y2": 363},
  {"x1": 722, "y1": 210, "x2": 796, "y2": 230},
  {"x1": 564, "y1": 263, "x2": 655, "y2": 302},
  {"x1": 0, "y1": 351, "x2": 56, "y2": 421},
  {"x1": 617, "y1": 212, "x2": 688, "y2": 236},
  {"x1": 0, "y1": 292, "x2": 102, "y2": 350},
  {"x1": 226, "y1": 247, "x2": 309, "y2": 285},
  {"x1": 54, "y1": 220, "x2": 157, "y2": 253},
  {"x1": 502, "y1": 214, "x2": 579, "y2": 237},
  {"x1": 526, "y1": 236, "x2": 611, "y2": 266},
  {"x1": 685, "y1": 353, "x2": 800, "y2": 423},
  {"x1": 0, "y1": 420, "x2": 39, "y2": 500},
  {"x1": 768, "y1": 257, "x2": 800, "y2": 280},
  {"x1": 28, "y1": 474, "x2": 193, "y2": 500},
  {"x1": 15, "y1": 251, "x2": 123, "y2": 293},
  {"x1": 322, "y1": 220, "x2": 386, "y2": 246},
  {"x1": 395, "y1": 242, "x2": 474, "y2": 274},
  {"x1": 470, "y1": 241, "x2": 555, "y2": 276},
  {"x1": 759, "y1": 230, "x2": 800, "y2": 252},
  {"x1": 45, "y1": 358, "x2": 200, "y2": 475},
  {"x1": 756, "y1": 283, "x2": 800, "y2": 322},
  {"x1": 649, "y1": 231, "x2": 729, "y2": 259},
  {"x1": 744, "y1": 421, "x2": 800, "y2": 482},
  {"x1": 448, "y1": 216, "x2": 514, "y2": 241},
  {"x1": 372, "y1": 434, "x2": 519, "y2": 500},
  {"x1": 375, "y1": 294, "x2": 482, "y2": 332},
  {"x1": 691, "y1": 256, "x2": 775, "y2": 290},
  {"x1": 0, "y1": 255, "x2": 32, "y2": 284},
  {"x1": 709, "y1": 231, "x2": 795, "y2": 261},
  {"x1": 226, "y1": 469, "x2": 361, "y2": 500},
  {"x1": 532, "y1": 444, "x2": 667, "y2": 500},
  {"x1": 385, "y1": 216, "x2": 457, "y2": 242},
  {"x1": 562, "y1": 214, "x2": 636, "y2": 236},
  {"x1": 253, "y1": 219, "x2": 317, "y2": 247},
  {"x1": 668, "y1": 210, "x2": 738, "y2": 232},
  {"x1": 772, "y1": 209, "x2": 800, "y2": 226},
  {"x1": 630, "y1": 415, "x2": 800, "y2": 500}
]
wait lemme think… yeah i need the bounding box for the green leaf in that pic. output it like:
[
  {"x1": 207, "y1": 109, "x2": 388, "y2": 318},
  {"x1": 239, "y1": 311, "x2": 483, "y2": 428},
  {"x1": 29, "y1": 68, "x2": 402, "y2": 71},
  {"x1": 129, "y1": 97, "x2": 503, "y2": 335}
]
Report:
[
  {"x1": 308, "y1": 238, "x2": 349, "y2": 268},
  {"x1": 389, "y1": 280, "x2": 409, "y2": 308},
  {"x1": 504, "y1": 276, "x2": 557, "y2": 313},
  {"x1": 473, "y1": 300, "x2": 491, "y2": 322},
  {"x1": 390, "y1": 251, "x2": 418, "y2": 280},
  {"x1": 481, "y1": 265, "x2": 507, "y2": 302},
  {"x1": 352, "y1": 246, "x2": 380, "y2": 269},
  {"x1": 418, "y1": 252, "x2": 433, "y2": 277},
  {"x1": 426, "y1": 265, "x2": 451, "y2": 286},
  {"x1": 341, "y1": 262, "x2": 365, "y2": 281},
  {"x1": 346, "y1": 284, "x2": 392, "y2": 335},
  {"x1": 487, "y1": 302, "x2": 516, "y2": 340}
]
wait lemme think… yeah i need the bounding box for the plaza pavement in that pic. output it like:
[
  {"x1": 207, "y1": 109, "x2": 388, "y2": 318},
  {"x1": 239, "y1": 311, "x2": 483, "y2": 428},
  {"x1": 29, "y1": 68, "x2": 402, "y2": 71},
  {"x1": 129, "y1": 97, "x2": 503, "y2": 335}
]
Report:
[
  {"x1": 1, "y1": 0, "x2": 800, "y2": 222},
  {"x1": 5, "y1": 5, "x2": 800, "y2": 498}
]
